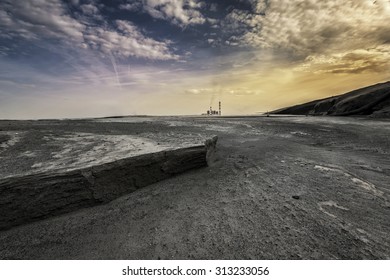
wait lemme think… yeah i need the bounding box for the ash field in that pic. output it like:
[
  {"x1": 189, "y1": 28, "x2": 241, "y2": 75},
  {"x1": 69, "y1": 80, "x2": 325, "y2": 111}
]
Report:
[{"x1": 0, "y1": 115, "x2": 390, "y2": 259}]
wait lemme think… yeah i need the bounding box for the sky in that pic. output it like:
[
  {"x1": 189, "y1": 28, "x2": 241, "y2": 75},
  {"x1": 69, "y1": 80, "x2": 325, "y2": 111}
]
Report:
[{"x1": 0, "y1": 0, "x2": 390, "y2": 119}]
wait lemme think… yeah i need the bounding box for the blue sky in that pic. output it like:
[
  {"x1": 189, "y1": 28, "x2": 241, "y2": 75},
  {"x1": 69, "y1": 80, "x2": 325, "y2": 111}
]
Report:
[{"x1": 1, "y1": 0, "x2": 390, "y2": 118}]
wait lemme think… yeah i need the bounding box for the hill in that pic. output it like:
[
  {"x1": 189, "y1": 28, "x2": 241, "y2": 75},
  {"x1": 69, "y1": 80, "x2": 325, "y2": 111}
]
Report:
[{"x1": 271, "y1": 81, "x2": 390, "y2": 117}]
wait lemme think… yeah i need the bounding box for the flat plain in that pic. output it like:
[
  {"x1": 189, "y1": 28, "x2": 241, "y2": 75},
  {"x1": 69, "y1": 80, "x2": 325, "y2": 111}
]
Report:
[{"x1": 0, "y1": 115, "x2": 389, "y2": 259}]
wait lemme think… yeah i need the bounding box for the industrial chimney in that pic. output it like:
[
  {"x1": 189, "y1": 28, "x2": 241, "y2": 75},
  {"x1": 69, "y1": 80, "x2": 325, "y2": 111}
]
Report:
[{"x1": 219, "y1": 101, "x2": 221, "y2": 116}]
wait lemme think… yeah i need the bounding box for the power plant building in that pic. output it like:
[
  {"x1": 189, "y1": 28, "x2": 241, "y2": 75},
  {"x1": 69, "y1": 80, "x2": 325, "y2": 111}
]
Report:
[{"x1": 206, "y1": 101, "x2": 221, "y2": 116}]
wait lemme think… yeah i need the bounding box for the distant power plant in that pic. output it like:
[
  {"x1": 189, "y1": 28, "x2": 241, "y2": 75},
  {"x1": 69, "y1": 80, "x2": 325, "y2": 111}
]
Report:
[{"x1": 206, "y1": 101, "x2": 221, "y2": 116}]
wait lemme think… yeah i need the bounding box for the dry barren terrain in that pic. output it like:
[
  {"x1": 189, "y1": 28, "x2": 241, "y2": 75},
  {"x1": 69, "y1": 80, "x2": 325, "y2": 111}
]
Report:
[{"x1": 0, "y1": 115, "x2": 389, "y2": 259}]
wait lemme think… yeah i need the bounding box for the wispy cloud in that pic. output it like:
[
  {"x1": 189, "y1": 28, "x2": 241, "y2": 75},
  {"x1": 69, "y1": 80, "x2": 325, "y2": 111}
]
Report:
[
  {"x1": 120, "y1": 0, "x2": 207, "y2": 27},
  {"x1": 298, "y1": 46, "x2": 390, "y2": 74},
  {"x1": 0, "y1": 0, "x2": 85, "y2": 42},
  {"x1": 80, "y1": 3, "x2": 99, "y2": 15},
  {"x1": 84, "y1": 20, "x2": 179, "y2": 60}
]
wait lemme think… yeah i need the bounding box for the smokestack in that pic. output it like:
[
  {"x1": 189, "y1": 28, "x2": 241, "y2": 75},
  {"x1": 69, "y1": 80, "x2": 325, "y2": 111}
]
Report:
[{"x1": 219, "y1": 101, "x2": 221, "y2": 116}]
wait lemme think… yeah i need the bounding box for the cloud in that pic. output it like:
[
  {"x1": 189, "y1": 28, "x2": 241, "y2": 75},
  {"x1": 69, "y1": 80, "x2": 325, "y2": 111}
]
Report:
[
  {"x1": 219, "y1": 5, "x2": 264, "y2": 47},
  {"x1": 227, "y1": 87, "x2": 262, "y2": 96},
  {"x1": 0, "y1": 46, "x2": 11, "y2": 56},
  {"x1": 209, "y1": 3, "x2": 217, "y2": 12},
  {"x1": 298, "y1": 46, "x2": 390, "y2": 74},
  {"x1": 85, "y1": 20, "x2": 179, "y2": 60},
  {"x1": 0, "y1": 0, "x2": 85, "y2": 42},
  {"x1": 119, "y1": 2, "x2": 142, "y2": 12},
  {"x1": 185, "y1": 88, "x2": 212, "y2": 94},
  {"x1": 229, "y1": 0, "x2": 390, "y2": 60},
  {"x1": 120, "y1": 0, "x2": 207, "y2": 26},
  {"x1": 0, "y1": 0, "x2": 179, "y2": 60},
  {"x1": 220, "y1": 0, "x2": 390, "y2": 77},
  {"x1": 80, "y1": 4, "x2": 99, "y2": 16}
]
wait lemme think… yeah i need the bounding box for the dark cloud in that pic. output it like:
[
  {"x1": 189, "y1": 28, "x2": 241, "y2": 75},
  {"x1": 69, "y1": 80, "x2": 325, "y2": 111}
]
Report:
[{"x1": 0, "y1": 0, "x2": 179, "y2": 60}]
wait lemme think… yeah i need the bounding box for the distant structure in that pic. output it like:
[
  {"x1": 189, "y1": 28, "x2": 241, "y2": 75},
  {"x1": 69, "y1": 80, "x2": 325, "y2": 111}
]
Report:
[{"x1": 206, "y1": 101, "x2": 221, "y2": 116}]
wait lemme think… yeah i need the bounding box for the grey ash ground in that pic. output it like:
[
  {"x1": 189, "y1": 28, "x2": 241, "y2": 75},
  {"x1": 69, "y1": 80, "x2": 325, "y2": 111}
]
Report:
[{"x1": 0, "y1": 115, "x2": 390, "y2": 259}]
